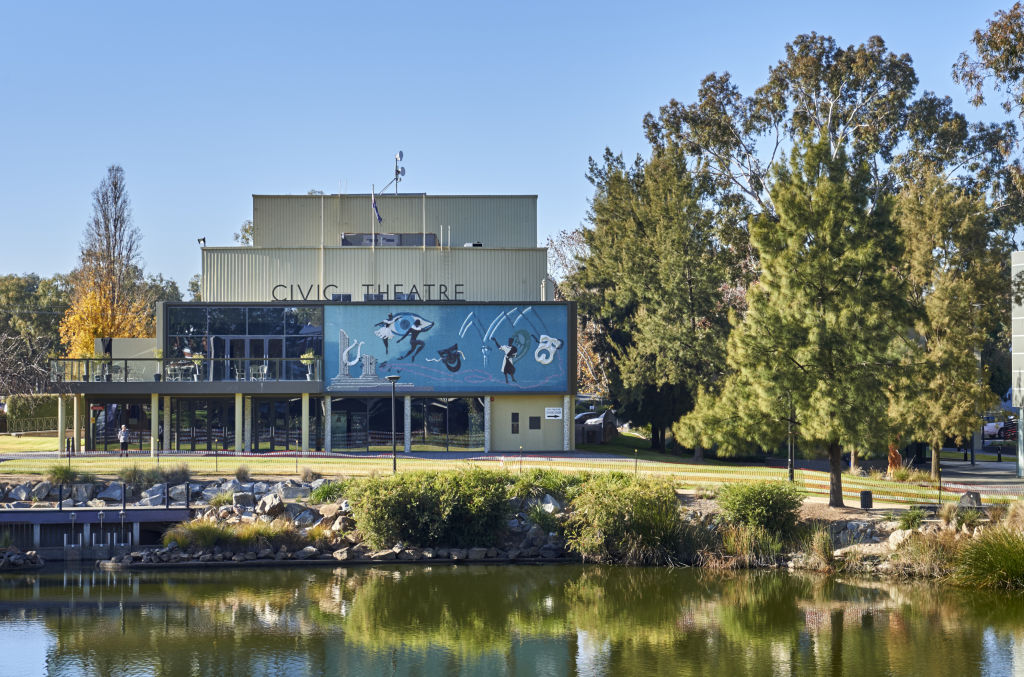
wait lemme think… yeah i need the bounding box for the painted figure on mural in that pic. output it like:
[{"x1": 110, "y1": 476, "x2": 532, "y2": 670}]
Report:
[
  {"x1": 394, "y1": 315, "x2": 434, "y2": 362},
  {"x1": 492, "y1": 336, "x2": 518, "y2": 383},
  {"x1": 374, "y1": 314, "x2": 397, "y2": 354}
]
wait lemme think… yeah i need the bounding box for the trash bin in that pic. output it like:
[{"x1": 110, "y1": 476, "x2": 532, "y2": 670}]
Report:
[{"x1": 860, "y1": 490, "x2": 873, "y2": 510}]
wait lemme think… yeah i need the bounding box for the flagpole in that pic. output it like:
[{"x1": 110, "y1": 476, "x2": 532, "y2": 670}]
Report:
[{"x1": 371, "y1": 184, "x2": 376, "y2": 252}]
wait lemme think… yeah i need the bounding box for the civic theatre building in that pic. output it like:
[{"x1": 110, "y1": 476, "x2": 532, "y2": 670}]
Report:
[{"x1": 52, "y1": 193, "x2": 577, "y2": 455}]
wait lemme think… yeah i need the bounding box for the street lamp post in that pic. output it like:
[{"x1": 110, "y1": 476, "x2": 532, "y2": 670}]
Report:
[{"x1": 386, "y1": 375, "x2": 400, "y2": 474}]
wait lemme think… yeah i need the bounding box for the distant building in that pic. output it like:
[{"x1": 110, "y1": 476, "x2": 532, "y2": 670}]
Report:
[{"x1": 52, "y1": 193, "x2": 576, "y2": 454}]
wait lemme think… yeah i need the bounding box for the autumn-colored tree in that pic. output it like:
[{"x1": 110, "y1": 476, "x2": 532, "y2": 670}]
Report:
[{"x1": 60, "y1": 165, "x2": 153, "y2": 357}]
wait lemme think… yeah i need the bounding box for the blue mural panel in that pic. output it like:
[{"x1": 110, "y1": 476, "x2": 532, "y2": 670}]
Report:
[{"x1": 324, "y1": 304, "x2": 570, "y2": 394}]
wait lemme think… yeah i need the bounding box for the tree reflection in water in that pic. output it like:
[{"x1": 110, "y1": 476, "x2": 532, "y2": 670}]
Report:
[{"x1": 0, "y1": 565, "x2": 1021, "y2": 676}]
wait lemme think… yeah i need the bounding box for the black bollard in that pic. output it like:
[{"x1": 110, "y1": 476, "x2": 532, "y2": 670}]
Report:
[
  {"x1": 58, "y1": 483, "x2": 63, "y2": 511},
  {"x1": 121, "y1": 482, "x2": 127, "y2": 511},
  {"x1": 165, "y1": 484, "x2": 170, "y2": 508},
  {"x1": 185, "y1": 483, "x2": 190, "y2": 510}
]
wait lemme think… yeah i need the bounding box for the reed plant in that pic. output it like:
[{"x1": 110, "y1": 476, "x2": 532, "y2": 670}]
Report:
[
  {"x1": 899, "y1": 507, "x2": 926, "y2": 530},
  {"x1": 953, "y1": 527, "x2": 1024, "y2": 590},
  {"x1": 208, "y1": 491, "x2": 233, "y2": 507}
]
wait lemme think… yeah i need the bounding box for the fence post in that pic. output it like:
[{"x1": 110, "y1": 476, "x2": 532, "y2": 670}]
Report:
[{"x1": 634, "y1": 449, "x2": 638, "y2": 477}]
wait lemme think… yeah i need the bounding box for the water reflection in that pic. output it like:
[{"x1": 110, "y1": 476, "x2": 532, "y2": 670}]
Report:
[{"x1": 0, "y1": 565, "x2": 1022, "y2": 676}]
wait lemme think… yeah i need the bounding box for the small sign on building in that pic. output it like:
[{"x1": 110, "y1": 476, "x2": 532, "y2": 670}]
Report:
[{"x1": 544, "y1": 407, "x2": 563, "y2": 420}]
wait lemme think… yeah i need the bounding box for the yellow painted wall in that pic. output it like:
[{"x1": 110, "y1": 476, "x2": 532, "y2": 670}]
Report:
[{"x1": 491, "y1": 395, "x2": 567, "y2": 452}]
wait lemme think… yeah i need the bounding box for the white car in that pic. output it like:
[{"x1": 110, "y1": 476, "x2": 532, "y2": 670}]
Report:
[{"x1": 983, "y1": 418, "x2": 1005, "y2": 439}]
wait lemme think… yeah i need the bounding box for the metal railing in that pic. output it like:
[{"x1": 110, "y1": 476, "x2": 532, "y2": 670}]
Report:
[{"x1": 50, "y1": 357, "x2": 323, "y2": 384}]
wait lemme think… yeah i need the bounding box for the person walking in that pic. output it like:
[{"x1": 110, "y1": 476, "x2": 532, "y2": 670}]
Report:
[{"x1": 118, "y1": 424, "x2": 129, "y2": 457}]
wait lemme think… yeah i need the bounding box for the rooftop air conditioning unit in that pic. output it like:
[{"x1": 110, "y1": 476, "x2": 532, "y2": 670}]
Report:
[
  {"x1": 378, "y1": 233, "x2": 399, "y2": 246},
  {"x1": 463, "y1": 242, "x2": 483, "y2": 247},
  {"x1": 363, "y1": 293, "x2": 385, "y2": 301},
  {"x1": 330, "y1": 293, "x2": 352, "y2": 302}
]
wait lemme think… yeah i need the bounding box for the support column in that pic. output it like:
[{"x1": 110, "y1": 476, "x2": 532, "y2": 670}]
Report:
[
  {"x1": 563, "y1": 395, "x2": 571, "y2": 451},
  {"x1": 83, "y1": 523, "x2": 92, "y2": 546},
  {"x1": 234, "y1": 393, "x2": 243, "y2": 453},
  {"x1": 32, "y1": 524, "x2": 40, "y2": 549},
  {"x1": 1018, "y1": 407, "x2": 1024, "y2": 479},
  {"x1": 72, "y1": 395, "x2": 81, "y2": 455},
  {"x1": 404, "y1": 396, "x2": 411, "y2": 453},
  {"x1": 483, "y1": 397, "x2": 491, "y2": 454},
  {"x1": 150, "y1": 393, "x2": 159, "y2": 457},
  {"x1": 301, "y1": 393, "x2": 310, "y2": 454},
  {"x1": 243, "y1": 396, "x2": 252, "y2": 452},
  {"x1": 132, "y1": 522, "x2": 140, "y2": 547},
  {"x1": 324, "y1": 396, "x2": 332, "y2": 453},
  {"x1": 57, "y1": 396, "x2": 66, "y2": 456},
  {"x1": 163, "y1": 396, "x2": 171, "y2": 451}
]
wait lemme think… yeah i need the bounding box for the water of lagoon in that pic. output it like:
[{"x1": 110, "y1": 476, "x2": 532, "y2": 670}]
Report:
[{"x1": 0, "y1": 564, "x2": 1023, "y2": 676}]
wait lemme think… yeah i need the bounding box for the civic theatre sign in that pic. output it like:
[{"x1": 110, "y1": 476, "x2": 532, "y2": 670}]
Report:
[{"x1": 270, "y1": 282, "x2": 467, "y2": 302}]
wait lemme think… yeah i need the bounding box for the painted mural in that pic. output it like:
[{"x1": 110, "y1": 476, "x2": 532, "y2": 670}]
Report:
[{"x1": 324, "y1": 304, "x2": 570, "y2": 394}]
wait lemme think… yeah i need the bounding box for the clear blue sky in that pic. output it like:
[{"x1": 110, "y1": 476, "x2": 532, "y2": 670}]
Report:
[{"x1": 0, "y1": 1, "x2": 1013, "y2": 288}]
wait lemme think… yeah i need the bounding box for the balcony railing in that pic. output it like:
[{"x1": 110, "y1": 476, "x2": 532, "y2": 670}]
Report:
[{"x1": 50, "y1": 357, "x2": 323, "y2": 384}]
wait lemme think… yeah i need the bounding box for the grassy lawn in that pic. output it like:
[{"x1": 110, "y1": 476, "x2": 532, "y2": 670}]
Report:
[{"x1": 0, "y1": 435, "x2": 61, "y2": 453}]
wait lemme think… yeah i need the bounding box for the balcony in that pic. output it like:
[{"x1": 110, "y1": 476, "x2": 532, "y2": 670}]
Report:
[{"x1": 50, "y1": 357, "x2": 323, "y2": 389}]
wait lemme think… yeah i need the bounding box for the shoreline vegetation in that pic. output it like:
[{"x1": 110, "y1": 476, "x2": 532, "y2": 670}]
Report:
[{"x1": 94, "y1": 469, "x2": 1024, "y2": 591}]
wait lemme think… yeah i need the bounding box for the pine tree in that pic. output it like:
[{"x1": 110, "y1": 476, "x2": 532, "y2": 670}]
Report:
[{"x1": 697, "y1": 137, "x2": 907, "y2": 506}]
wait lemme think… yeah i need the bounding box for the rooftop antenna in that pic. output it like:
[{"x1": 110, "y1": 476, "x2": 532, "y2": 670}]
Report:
[{"x1": 371, "y1": 152, "x2": 407, "y2": 230}]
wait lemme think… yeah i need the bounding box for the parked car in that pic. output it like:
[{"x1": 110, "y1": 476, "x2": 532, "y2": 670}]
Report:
[
  {"x1": 982, "y1": 415, "x2": 1006, "y2": 439},
  {"x1": 1002, "y1": 419, "x2": 1018, "y2": 440}
]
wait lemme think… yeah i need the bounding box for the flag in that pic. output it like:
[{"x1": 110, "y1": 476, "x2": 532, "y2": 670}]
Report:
[{"x1": 372, "y1": 192, "x2": 383, "y2": 224}]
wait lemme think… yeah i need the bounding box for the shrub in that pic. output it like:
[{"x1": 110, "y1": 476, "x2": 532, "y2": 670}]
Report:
[
  {"x1": 564, "y1": 474, "x2": 682, "y2": 566},
  {"x1": 719, "y1": 524, "x2": 784, "y2": 567},
  {"x1": 234, "y1": 521, "x2": 302, "y2": 551},
  {"x1": 348, "y1": 469, "x2": 511, "y2": 548},
  {"x1": 117, "y1": 465, "x2": 147, "y2": 489},
  {"x1": 899, "y1": 507, "x2": 926, "y2": 530},
  {"x1": 300, "y1": 467, "x2": 321, "y2": 483},
  {"x1": 939, "y1": 502, "x2": 958, "y2": 526},
  {"x1": 955, "y1": 508, "x2": 983, "y2": 532},
  {"x1": 163, "y1": 463, "x2": 190, "y2": 486},
  {"x1": 305, "y1": 524, "x2": 334, "y2": 550},
  {"x1": 526, "y1": 502, "x2": 560, "y2": 534},
  {"x1": 987, "y1": 504, "x2": 1008, "y2": 524},
  {"x1": 47, "y1": 464, "x2": 77, "y2": 485},
  {"x1": 163, "y1": 522, "x2": 231, "y2": 549},
  {"x1": 234, "y1": 464, "x2": 250, "y2": 482},
  {"x1": 142, "y1": 467, "x2": 165, "y2": 486},
  {"x1": 208, "y1": 491, "x2": 234, "y2": 507},
  {"x1": 509, "y1": 468, "x2": 589, "y2": 503},
  {"x1": 1004, "y1": 501, "x2": 1024, "y2": 532},
  {"x1": 310, "y1": 480, "x2": 347, "y2": 505},
  {"x1": 803, "y1": 523, "x2": 835, "y2": 571},
  {"x1": 694, "y1": 485, "x2": 718, "y2": 500},
  {"x1": 716, "y1": 481, "x2": 803, "y2": 537},
  {"x1": 954, "y1": 527, "x2": 1024, "y2": 590},
  {"x1": 891, "y1": 530, "x2": 960, "y2": 578}
]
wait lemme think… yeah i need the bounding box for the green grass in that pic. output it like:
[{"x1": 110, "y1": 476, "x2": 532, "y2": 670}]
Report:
[{"x1": 0, "y1": 435, "x2": 62, "y2": 453}]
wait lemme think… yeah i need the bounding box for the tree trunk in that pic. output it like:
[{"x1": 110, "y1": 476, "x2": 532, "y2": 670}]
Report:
[
  {"x1": 931, "y1": 440, "x2": 940, "y2": 480},
  {"x1": 651, "y1": 426, "x2": 663, "y2": 452},
  {"x1": 849, "y1": 447, "x2": 858, "y2": 475},
  {"x1": 887, "y1": 441, "x2": 902, "y2": 476},
  {"x1": 828, "y1": 441, "x2": 845, "y2": 507},
  {"x1": 694, "y1": 444, "x2": 704, "y2": 462}
]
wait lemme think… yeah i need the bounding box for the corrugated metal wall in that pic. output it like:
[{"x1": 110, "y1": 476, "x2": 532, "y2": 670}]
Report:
[
  {"x1": 252, "y1": 194, "x2": 537, "y2": 249},
  {"x1": 1013, "y1": 251, "x2": 1024, "y2": 407},
  {"x1": 202, "y1": 247, "x2": 547, "y2": 303}
]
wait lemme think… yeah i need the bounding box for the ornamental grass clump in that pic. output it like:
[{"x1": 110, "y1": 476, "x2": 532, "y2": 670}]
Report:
[
  {"x1": 347, "y1": 469, "x2": 510, "y2": 548},
  {"x1": 953, "y1": 527, "x2": 1024, "y2": 590},
  {"x1": 564, "y1": 473, "x2": 682, "y2": 566},
  {"x1": 208, "y1": 491, "x2": 233, "y2": 507},
  {"x1": 899, "y1": 506, "x2": 926, "y2": 531},
  {"x1": 46, "y1": 464, "x2": 77, "y2": 485},
  {"x1": 718, "y1": 524, "x2": 785, "y2": 568},
  {"x1": 310, "y1": 480, "x2": 348, "y2": 505},
  {"x1": 510, "y1": 468, "x2": 589, "y2": 503},
  {"x1": 717, "y1": 481, "x2": 803, "y2": 538},
  {"x1": 163, "y1": 522, "x2": 232, "y2": 549}
]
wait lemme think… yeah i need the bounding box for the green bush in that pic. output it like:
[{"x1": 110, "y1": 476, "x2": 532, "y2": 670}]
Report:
[
  {"x1": 143, "y1": 467, "x2": 165, "y2": 486},
  {"x1": 163, "y1": 463, "x2": 190, "y2": 486},
  {"x1": 720, "y1": 524, "x2": 784, "y2": 567},
  {"x1": 527, "y1": 502, "x2": 561, "y2": 534},
  {"x1": 310, "y1": 480, "x2": 348, "y2": 505},
  {"x1": 954, "y1": 527, "x2": 1024, "y2": 590},
  {"x1": 46, "y1": 464, "x2": 77, "y2": 485},
  {"x1": 348, "y1": 469, "x2": 511, "y2": 548},
  {"x1": 509, "y1": 468, "x2": 589, "y2": 503},
  {"x1": 892, "y1": 530, "x2": 960, "y2": 578},
  {"x1": 717, "y1": 481, "x2": 803, "y2": 537},
  {"x1": 955, "y1": 508, "x2": 984, "y2": 532},
  {"x1": 5, "y1": 394, "x2": 59, "y2": 422},
  {"x1": 899, "y1": 507, "x2": 926, "y2": 530},
  {"x1": 208, "y1": 491, "x2": 234, "y2": 507},
  {"x1": 564, "y1": 474, "x2": 682, "y2": 566},
  {"x1": 117, "y1": 465, "x2": 147, "y2": 489}
]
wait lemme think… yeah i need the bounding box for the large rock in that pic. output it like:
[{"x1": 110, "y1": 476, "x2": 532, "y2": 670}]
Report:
[
  {"x1": 467, "y1": 547, "x2": 488, "y2": 560},
  {"x1": 310, "y1": 478, "x2": 329, "y2": 490},
  {"x1": 370, "y1": 549, "x2": 397, "y2": 561},
  {"x1": 142, "y1": 484, "x2": 166, "y2": 500},
  {"x1": 333, "y1": 548, "x2": 352, "y2": 561},
  {"x1": 233, "y1": 492, "x2": 255, "y2": 508},
  {"x1": 294, "y1": 546, "x2": 319, "y2": 560},
  {"x1": 293, "y1": 509, "x2": 321, "y2": 527},
  {"x1": 331, "y1": 515, "x2": 355, "y2": 533},
  {"x1": 220, "y1": 479, "x2": 243, "y2": 494},
  {"x1": 8, "y1": 484, "x2": 32, "y2": 501},
  {"x1": 71, "y1": 484, "x2": 95, "y2": 502},
  {"x1": 276, "y1": 484, "x2": 310, "y2": 500},
  {"x1": 137, "y1": 494, "x2": 164, "y2": 507},
  {"x1": 541, "y1": 494, "x2": 561, "y2": 514},
  {"x1": 86, "y1": 499, "x2": 106, "y2": 508},
  {"x1": 319, "y1": 503, "x2": 342, "y2": 519},
  {"x1": 202, "y1": 487, "x2": 225, "y2": 502},
  {"x1": 256, "y1": 493, "x2": 285, "y2": 517},
  {"x1": 252, "y1": 482, "x2": 270, "y2": 496},
  {"x1": 887, "y1": 529, "x2": 914, "y2": 551},
  {"x1": 959, "y1": 491, "x2": 983, "y2": 508},
  {"x1": 30, "y1": 482, "x2": 52, "y2": 501},
  {"x1": 95, "y1": 484, "x2": 124, "y2": 502},
  {"x1": 283, "y1": 503, "x2": 307, "y2": 520}
]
